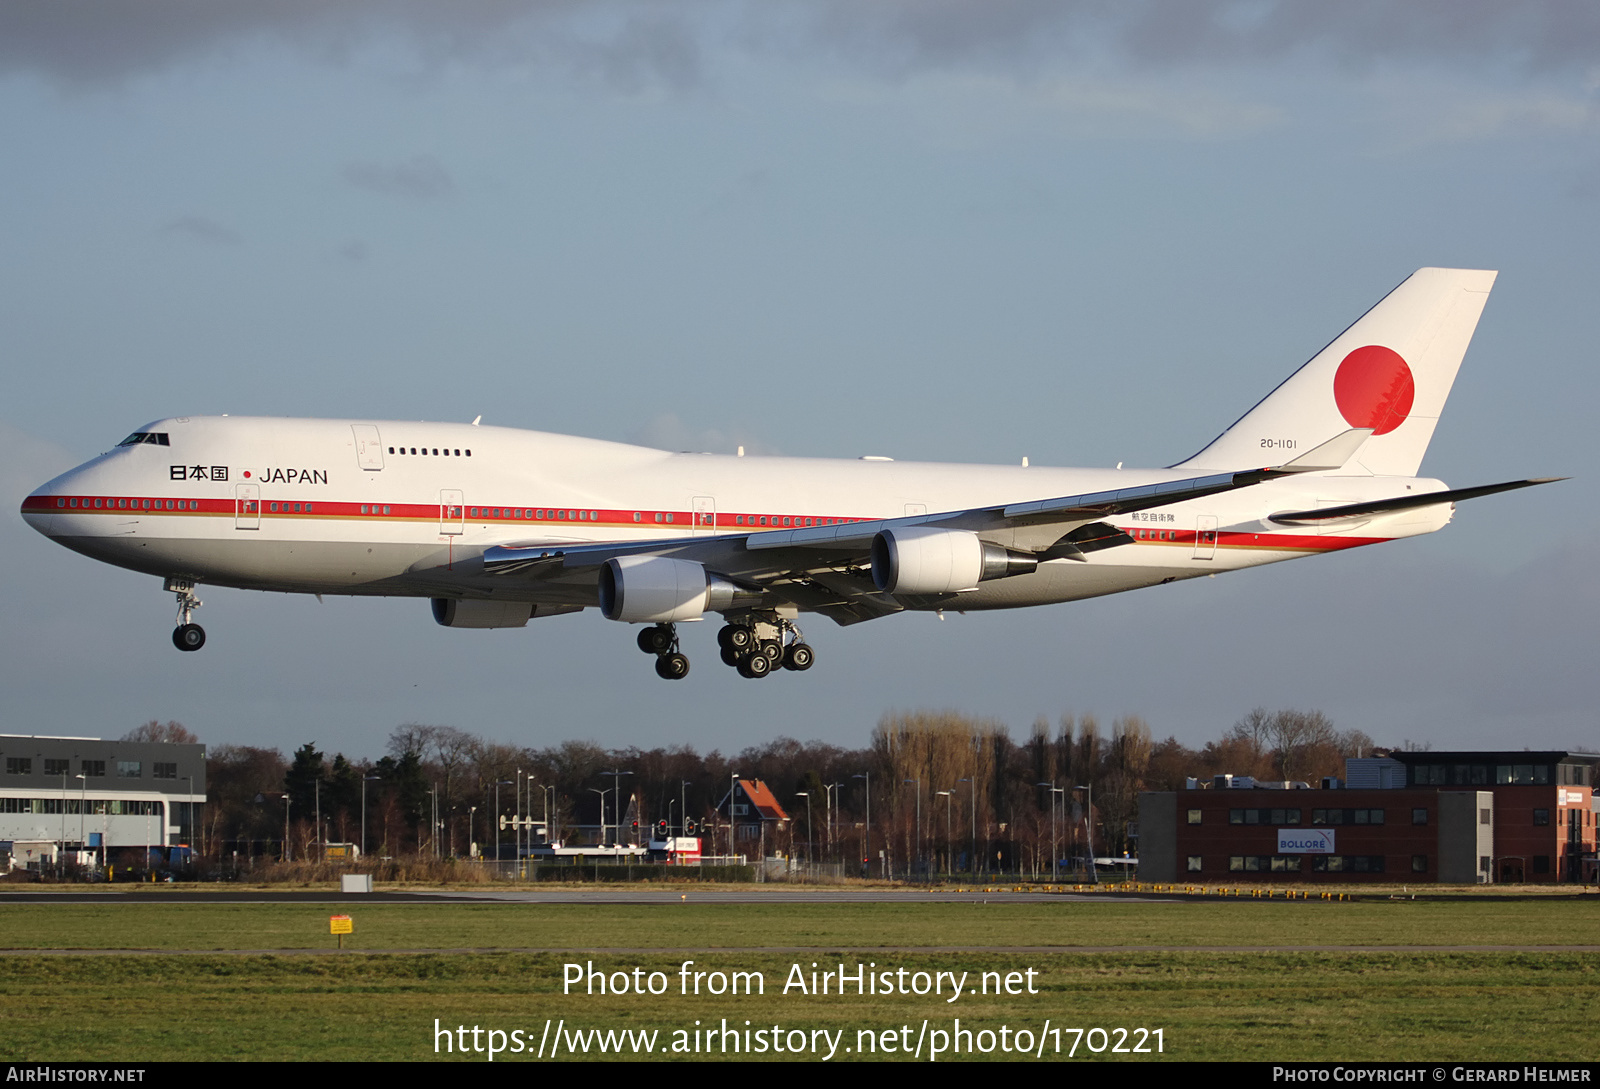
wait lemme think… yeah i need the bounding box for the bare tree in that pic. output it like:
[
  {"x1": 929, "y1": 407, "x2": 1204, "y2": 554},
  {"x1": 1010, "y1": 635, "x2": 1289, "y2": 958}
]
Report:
[
  {"x1": 1229, "y1": 707, "x2": 1338, "y2": 782},
  {"x1": 122, "y1": 720, "x2": 198, "y2": 744}
]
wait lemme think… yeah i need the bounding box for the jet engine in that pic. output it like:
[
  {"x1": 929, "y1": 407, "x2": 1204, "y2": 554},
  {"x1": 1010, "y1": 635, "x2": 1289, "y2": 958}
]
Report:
[
  {"x1": 431, "y1": 599, "x2": 535, "y2": 628},
  {"x1": 598, "y1": 555, "x2": 760, "y2": 623},
  {"x1": 870, "y1": 527, "x2": 1038, "y2": 595}
]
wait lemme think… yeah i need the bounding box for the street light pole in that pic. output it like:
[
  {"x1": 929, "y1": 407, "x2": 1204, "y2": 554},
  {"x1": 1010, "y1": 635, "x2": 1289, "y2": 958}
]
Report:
[
  {"x1": 58, "y1": 771, "x2": 69, "y2": 879},
  {"x1": 1075, "y1": 783, "x2": 1096, "y2": 884},
  {"x1": 903, "y1": 778, "x2": 921, "y2": 879},
  {"x1": 795, "y1": 792, "x2": 811, "y2": 872},
  {"x1": 362, "y1": 774, "x2": 381, "y2": 860},
  {"x1": 604, "y1": 770, "x2": 634, "y2": 844},
  {"x1": 588, "y1": 788, "x2": 610, "y2": 848},
  {"x1": 957, "y1": 777, "x2": 976, "y2": 876},
  {"x1": 1038, "y1": 782, "x2": 1063, "y2": 883},
  {"x1": 936, "y1": 790, "x2": 953, "y2": 878},
  {"x1": 852, "y1": 773, "x2": 871, "y2": 878}
]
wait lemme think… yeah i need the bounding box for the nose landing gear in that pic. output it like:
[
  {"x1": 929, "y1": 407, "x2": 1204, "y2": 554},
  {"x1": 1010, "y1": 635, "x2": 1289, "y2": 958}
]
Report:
[
  {"x1": 636, "y1": 623, "x2": 690, "y2": 680},
  {"x1": 166, "y1": 577, "x2": 205, "y2": 652}
]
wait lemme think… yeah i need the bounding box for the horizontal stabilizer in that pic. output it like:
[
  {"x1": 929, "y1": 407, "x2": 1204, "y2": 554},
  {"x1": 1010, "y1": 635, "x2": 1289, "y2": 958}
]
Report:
[{"x1": 1270, "y1": 477, "x2": 1564, "y2": 525}]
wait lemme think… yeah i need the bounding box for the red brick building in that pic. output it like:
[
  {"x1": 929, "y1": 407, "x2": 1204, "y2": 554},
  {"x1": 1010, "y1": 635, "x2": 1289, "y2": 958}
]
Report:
[{"x1": 1140, "y1": 751, "x2": 1597, "y2": 884}]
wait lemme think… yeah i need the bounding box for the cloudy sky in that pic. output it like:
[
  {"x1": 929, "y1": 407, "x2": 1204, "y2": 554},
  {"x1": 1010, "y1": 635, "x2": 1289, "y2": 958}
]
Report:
[{"x1": 2, "y1": 1, "x2": 1596, "y2": 759}]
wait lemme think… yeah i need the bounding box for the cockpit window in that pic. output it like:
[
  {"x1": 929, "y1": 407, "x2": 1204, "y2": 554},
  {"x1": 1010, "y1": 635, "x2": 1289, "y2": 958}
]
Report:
[{"x1": 117, "y1": 432, "x2": 170, "y2": 447}]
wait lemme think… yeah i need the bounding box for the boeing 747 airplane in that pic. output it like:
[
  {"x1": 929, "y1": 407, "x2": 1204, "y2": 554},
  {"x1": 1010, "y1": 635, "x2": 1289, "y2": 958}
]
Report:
[{"x1": 21, "y1": 268, "x2": 1556, "y2": 679}]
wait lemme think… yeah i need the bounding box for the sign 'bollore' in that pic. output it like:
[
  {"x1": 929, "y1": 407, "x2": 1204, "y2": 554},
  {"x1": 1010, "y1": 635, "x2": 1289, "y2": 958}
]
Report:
[{"x1": 1278, "y1": 829, "x2": 1335, "y2": 854}]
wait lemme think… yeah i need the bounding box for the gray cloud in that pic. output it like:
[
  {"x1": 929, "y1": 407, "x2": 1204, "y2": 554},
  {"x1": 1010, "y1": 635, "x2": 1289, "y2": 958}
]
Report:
[
  {"x1": 2, "y1": 2, "x2": 1595, "y2": 88},
  {"x1": 0, "y1": 0, "x2": 700, "y2": 91},
  {"x1": 787, "y1": 1, "x2": 1600, "y2": 77},
  {"x1": 343, "y1": 155, "x2": 454, "y2": 199},
  {"x1": 160, "y1": 215, "x2": 242, "y2": 246}
]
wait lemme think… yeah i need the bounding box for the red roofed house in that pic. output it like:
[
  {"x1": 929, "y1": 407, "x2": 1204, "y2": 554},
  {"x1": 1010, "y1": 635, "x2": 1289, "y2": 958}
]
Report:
[{"x1": 717, "y1": 778, "x2": 790, "y2": 857}]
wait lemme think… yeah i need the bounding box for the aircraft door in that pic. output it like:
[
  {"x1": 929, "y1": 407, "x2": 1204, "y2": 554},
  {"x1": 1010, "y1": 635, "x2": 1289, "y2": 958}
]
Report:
[
  {"x1": 352, "y1": 425, "x2": 385, "y2": 470},
  {"x1": 235, "y1": 484, "x2": 260, "y2": 530},
  {"x1": 440, "y1": 490, "x2": 464, "y2": 536},
  {"x1": 1193, "y1": 515, "x2": 1218, "y2": 560},
  {"x1": 692, "y1": 496, "x2": 716, "y2": 535}
]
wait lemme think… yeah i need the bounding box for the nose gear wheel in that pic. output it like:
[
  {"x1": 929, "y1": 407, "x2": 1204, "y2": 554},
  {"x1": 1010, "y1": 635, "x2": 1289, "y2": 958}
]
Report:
[{"x1": 166, "y1": 578, "x2": 206, "y2": 653}]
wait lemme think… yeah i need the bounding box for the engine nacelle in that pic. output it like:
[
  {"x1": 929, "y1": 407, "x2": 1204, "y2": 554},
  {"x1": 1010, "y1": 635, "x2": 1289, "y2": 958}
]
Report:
[
  {"x1": 432, "y1": 598, "x2": 534, "y2": 628},
  {"x1": 870, "y1": 527, "x2": 1038, "y2": 595},
  {"x1": 598, "y1": 556, "x2": 760, "y2": 623}
]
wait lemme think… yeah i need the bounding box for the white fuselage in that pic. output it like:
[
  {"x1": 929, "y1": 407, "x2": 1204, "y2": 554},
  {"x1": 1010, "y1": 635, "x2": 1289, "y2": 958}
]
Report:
[{"x1": 22, "y1": 415, "x2": 1452, "y2": 618}]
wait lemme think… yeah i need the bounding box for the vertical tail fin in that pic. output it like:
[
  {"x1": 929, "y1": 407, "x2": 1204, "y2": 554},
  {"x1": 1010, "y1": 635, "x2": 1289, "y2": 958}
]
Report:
[{"x1": 1176, "y1": 268, "x2": 1497, "y2": 477}]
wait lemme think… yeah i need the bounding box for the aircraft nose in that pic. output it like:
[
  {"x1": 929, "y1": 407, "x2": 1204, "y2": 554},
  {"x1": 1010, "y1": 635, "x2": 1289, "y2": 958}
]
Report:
[
  {"x1": 20, "y1": 487, "x2": 61, "y2": 537},
  {"x1": 20, "y1": 460, "x2": 97, "y2": 539}
]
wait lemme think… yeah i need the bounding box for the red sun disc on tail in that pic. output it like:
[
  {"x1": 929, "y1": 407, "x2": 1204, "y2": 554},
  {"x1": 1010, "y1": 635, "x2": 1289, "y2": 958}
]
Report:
[{"x1": 1333, "y1": 345, "x2": 1414, "y2": 436}]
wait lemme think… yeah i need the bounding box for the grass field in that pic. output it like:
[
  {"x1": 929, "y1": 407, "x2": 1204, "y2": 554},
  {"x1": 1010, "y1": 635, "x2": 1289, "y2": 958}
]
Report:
[{"x1": 2, "y1": 893, "x2": 1597, "y2": 1062}]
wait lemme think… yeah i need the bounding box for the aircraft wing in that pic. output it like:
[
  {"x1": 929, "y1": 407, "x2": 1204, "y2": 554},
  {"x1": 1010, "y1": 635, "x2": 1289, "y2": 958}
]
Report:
[{"x1": 480, "y1": 459, "x2": 1321, "y2": 625}]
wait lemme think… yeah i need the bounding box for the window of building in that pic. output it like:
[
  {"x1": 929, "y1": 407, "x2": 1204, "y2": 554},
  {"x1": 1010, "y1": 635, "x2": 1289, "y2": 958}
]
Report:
[
  {"x1": 44, "y1": 759, "x2": 69, "y2": 776},
  {"x1": 6, "y1": 757, "x2": 32, "y2": 775},
  {"x1": 1480, "y1": 808, "x2": 1492, "y2": 826},
  {"x1": 1186, "y1": 856, "x2": 1202, "y2": 872},
  {"x1": 1412, "y1": 855, "x2": 1428, "y2": 873},
  {"x1": 1231, "y1": 807, "x2": 1299, "y2": 826},
  {"x1": 117, "y1": 760, "x2": 141, "y2": 778},
  {"x1": 1227, "y1": 855, "x2": 1299, "y2": 873},
  {"x1": 1186, "y1": 809, "x2": 1202, "y2": 825},
  {"x1": 1533, "y1": 809, "x2": 1550, "y2": 826},
  {"x1": 153, "y1": 762, "x2": 177, "y2": 780},
  {"x1": 1412, "y1": 808, "x2": 1429, "y2": 825},
  {"x1": 81, "y1": 760, "x2": 105, "y2": 777}
]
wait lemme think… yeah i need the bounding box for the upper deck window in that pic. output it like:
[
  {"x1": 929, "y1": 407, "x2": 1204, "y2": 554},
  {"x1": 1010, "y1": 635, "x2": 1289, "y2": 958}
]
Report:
[{"x1": 117, "y1": 432, "x2": 170, "y2": 447}]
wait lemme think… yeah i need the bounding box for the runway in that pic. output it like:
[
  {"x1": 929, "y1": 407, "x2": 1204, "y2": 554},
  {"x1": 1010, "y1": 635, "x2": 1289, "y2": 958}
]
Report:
[{"x1": 0, "y1": 885, "x2": 1176, "y2": 905}]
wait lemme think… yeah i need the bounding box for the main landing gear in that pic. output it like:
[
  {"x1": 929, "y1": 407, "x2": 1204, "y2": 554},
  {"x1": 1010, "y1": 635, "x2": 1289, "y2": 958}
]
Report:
[
  {"x1": 632, "y1": 617, "x2": 816, "y2": 680},
  {"x1": 166, "y1": 577, "x2": 205, "y2": 652},
  {"x1": 718, "y1": 618, "x2": 813, "y2": 680},
  {"x1": 637, "y1": 623, "x2": 690, "y2": 680}
]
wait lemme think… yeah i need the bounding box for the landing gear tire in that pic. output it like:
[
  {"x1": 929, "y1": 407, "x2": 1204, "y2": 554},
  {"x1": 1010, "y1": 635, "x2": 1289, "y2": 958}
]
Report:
[
  {"x1": 172, "y1": 623, "x2": 206, "y2": 652},
  {"x1": 783, "y1": 643, "x2": 814, "y2": 671},
  {"x1": 724, "y1": 626, "x2": 755, "y2": 654},
  {"x1": 760, "y1": 639, "x2": 783, "y2": 665},
  {"x1": 637, "y1": 624, "x2": 674, "y2": 655},
  {"x1": 741, "y1": 650, "x2": 772, "y2": 678},
  {"x1": 720, "y1": 646, "x2": 742, "y2": 667},
  {"x1": 654, "y1": 652, "x2": 690, "y2": 680}
]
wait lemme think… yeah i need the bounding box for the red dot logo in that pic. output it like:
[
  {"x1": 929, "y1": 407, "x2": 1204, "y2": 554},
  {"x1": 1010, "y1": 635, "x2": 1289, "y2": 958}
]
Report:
[
  {"x1": 1333, "y1": 345, "x2": 1414, "y2": 436},
  {"x1": 242, "y1": 471, "x2": 251, "y2": 479}
]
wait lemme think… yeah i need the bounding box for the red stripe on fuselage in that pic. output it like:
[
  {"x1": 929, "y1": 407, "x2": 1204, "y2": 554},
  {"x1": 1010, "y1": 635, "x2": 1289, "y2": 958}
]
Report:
[{"x1": 24, "y1": 495, "x2": 1392, "y2": 553}]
